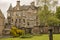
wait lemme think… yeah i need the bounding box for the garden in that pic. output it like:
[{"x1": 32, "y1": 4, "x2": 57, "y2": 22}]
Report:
[{"x1": 0, "y1": 34, "x2": 60, "y2": 40}]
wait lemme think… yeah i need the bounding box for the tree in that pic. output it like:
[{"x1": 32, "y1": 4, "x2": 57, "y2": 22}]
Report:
[
  {"x1": 37, "y1": 0, "x2": 59, "y2": 27},
  {"x1": 47, "y1": 16, "x2": 60, "y2": 26},
  {"x1": 38, "y1": 5, "x2": 52, "y2": 26},
  {"x1": 36, "y1": 0, "x2": 58, "y2": 6},
  {"x1": 38, "y1": 5, "x2": 60, "y2": 27},
  {"x1": 36, "y1": 0, "x2": 58, "y2": 12},
  {"x1": 56, "y1": 6, "x2": 60, "y2": 19}
]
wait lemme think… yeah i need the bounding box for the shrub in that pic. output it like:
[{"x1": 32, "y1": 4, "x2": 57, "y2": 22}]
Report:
[{"x1": 10, "y1": 26, "x2": 25, "y2": 37}]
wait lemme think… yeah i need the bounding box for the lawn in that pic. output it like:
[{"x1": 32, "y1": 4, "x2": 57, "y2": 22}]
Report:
[{"x1": 0, "y1": 34, "x2": 60, "y2": 40}]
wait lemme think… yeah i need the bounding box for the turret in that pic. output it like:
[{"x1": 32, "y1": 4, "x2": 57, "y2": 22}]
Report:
[{"x1": 7, "y1": 4, "x2": 12, "y2": 11}]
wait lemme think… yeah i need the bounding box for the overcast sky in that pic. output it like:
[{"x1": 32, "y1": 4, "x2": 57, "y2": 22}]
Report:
[{"x1": 0, "y1": 0, "x2": 60, "y2": 18}]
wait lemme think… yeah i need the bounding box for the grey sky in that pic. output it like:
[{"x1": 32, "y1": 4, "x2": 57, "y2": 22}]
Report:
[
  {"x1": 0, "y1": 0, "x2": 34, "y2": 18},
  {"x1": 0, "y1": 0, "x2": 60, "y2": 18}
]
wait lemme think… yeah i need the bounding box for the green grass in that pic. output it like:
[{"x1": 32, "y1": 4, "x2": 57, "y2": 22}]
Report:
[{"x1": 0, "y1": 34, "x2": 60, "y2": 40}]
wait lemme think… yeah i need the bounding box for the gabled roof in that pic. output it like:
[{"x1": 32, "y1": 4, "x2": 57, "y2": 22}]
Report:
[
  {"x1": 12, "y1": 5, "x2": 22, "y2": 11},
  {"x1": 21, "y1": 5, "x2": 38, "y2": 10},
  {"x1": 12, "y1": 5, "x2": 38, "y2": 11},
  {"x1": 7, "y1": 1, "x2": 38, "y2": 12}
]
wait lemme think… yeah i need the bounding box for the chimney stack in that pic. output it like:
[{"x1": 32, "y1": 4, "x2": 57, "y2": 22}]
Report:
[
  {"x1": 31, "y1": 2, "x2": 35, "y2": 6},
  {"x1": 16, "y1": 0, "x2": 20, "y2": 6}
]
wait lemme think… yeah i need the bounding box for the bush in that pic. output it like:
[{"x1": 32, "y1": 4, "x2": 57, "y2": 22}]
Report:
[
  {"x1": 10, "y1": 26, "x2": 25, "y2": 37},
  {"x1": 16, "y1": 29, "x2": 25, "y2": 35}
]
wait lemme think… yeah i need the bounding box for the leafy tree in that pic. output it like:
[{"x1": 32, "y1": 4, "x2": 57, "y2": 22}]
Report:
[
  {"x1": 37, "y1": 0, "x2": 59, "y2": 27},
  {"x1": 36, "y1": 0, "x2": 58, "y2": 7},
  {"x1": 36, "y1": 0, "x2": 58, "y2": 13},
  {"x1": 47, "y1": 16, "x2": 60, "y2": 26},
  {"x1": 38, "y1": 5, "x2": 60, "y2": 27},
  {"x1": 56, "y1": 7, "x2": 60, "y2": 19},
  {"x1": 38, "y1": 5, "x2": 52, "y2": 26}
]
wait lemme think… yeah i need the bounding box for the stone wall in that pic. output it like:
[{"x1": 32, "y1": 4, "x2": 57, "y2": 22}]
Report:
[{"x1": 0, "y1": 10, "x2": 5, "y2": 36}]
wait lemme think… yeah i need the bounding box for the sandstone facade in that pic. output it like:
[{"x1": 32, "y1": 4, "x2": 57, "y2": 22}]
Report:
[
  {"x1": 4, "y1": 0, "x2": 60, "y2": 35},
  {"x1": 0, "y1": 9, "x2": 5, "y2": 36},
  {"x1": 5, "y1": 1, "x2": 40, "y2": 34}
]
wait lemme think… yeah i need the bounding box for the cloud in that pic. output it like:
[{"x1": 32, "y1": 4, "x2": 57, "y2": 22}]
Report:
[
  {"x1": 0, "y1": 2, "x2": 9, "y2": 18},
  {"x1": 20, "y1": 0, "x2": 34, "y2": 5}
]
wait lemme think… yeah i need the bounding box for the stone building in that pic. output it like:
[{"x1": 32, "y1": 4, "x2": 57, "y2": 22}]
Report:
[
  {"x1": 5, "y1": 0, "x2": 40, "y2": 34},
  {"x1": 0, "y1": 9, "x2": 5, "y2": 36},
  {"x1": 4, "y1": 0, "x2": 60, "y2": 35}
]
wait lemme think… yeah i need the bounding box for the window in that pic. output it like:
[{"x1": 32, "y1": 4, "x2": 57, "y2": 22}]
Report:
[
  {"x1": 12, "y1": 19, "x2": 13, "y2": 22},
  {"x1": 23, "y1": 19, "x2": 25, "y2": 23},
  {"x1": 19, "y1": 19, "x2": 21, "y2": 23},
  {"x1": 27, "y1": 22, "x2": 29, "y2": 25},
  {"x1": 15, "y1": 19, "x2": 17, "y2": 23}
]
